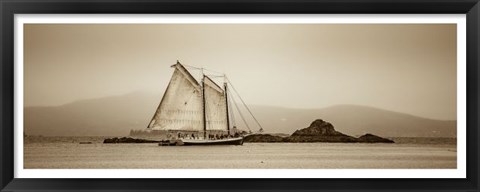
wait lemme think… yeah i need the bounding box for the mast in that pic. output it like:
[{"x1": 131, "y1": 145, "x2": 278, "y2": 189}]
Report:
[
  {"x1": 202, "y1": 74, "x2": 207, "y2": 140},
  {"x1": 224, "y1": 81, "x2": 230, "y2": 135}
]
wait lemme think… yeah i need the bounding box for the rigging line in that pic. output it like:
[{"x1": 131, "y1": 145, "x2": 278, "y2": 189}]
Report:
[
  {"x1": 203, "y1": 68, "x2": 225, "y2": 75},
  {"x1": 228, "y1": 87, "x2": 251, "y2": 132},
  {"x1": 207, "y1": 75, "x2": 225, "y2": 78},
  {"x1": 182, "y1": 64, "x2": 224, "y2": 75},
  {"x1": 226, "y1": 77, "x2": 264, "y2": 131},
  {"x1": 182, "y1": 64, "x2": 202, "y2": 70}
]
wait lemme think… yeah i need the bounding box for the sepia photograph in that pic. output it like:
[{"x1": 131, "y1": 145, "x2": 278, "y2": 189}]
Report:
[{"x1": 22, "y1": 21, "x2": 459, "y2": 171}]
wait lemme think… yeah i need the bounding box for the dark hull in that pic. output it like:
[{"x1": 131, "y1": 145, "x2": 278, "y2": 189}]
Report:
[{"x1": 182, "y1": 137, "x2": 244, "y2": 146}]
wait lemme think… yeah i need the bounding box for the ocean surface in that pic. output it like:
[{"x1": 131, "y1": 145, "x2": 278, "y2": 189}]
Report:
[{"x1": 24, "y1": 136, "x2": 456, "y2": 169}]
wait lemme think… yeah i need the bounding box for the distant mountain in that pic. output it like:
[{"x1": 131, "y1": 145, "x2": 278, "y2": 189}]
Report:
[
  {"x1": 24, "y1": 92, "x2": 456, "y2": 137},
  {"x1": 25, "y1": 92, "x2": 159, "y2": 137}
]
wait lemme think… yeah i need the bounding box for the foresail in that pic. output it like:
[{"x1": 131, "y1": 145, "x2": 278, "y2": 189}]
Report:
[
  {"x1": 203, "y1": 76, "x2": 228, "y2": 131},
  {"x1": 148, "y1": 64, "x2": 204, "y2": 131}
]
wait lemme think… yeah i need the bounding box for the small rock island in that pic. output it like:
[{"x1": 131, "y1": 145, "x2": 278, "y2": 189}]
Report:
[
  {"x1": 103, "y1": 137, "x2": 158, "y2": 143},
  {"x1": 244, "y1": 119, "x2": 394, "y2": 143}
]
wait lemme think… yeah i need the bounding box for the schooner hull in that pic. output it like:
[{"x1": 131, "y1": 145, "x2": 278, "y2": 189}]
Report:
[{"x1": 180, "y1": 137, "x2": 244, "y2": 146}]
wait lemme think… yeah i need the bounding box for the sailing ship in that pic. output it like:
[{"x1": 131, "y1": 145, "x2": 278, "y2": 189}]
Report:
[{"x1": 147, "y1": 61, "x2": 262, "y2": 146}]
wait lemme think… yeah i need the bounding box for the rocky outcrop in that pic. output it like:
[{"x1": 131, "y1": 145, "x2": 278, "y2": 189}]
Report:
[
  {"x1": 244, "y1": 119, "x2": 393, "y2": 143},
  {"x1": 285, "y1": 119, "x2": 358, "y2": 143},
  {"x1": 291, "y1": 119, "x2": 341, "y2": 136},
  {"x1": 244, "y1": 134, "x2": 285, "y2": 142},
  {"x1": 103, "y1": 137, "x2": 158, "y2": 143}
]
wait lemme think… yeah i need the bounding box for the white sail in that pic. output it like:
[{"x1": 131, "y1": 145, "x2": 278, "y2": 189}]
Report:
[
  {"x1": 148, "y1": 64, "x2": 204, "y2": 131},
  {"x1": 203, "y1": 76, "x2": 228, "y2": 131}
]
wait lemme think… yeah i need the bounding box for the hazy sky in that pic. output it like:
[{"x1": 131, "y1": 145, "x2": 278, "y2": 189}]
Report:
[{"x1": 24, "y1": 24, "x2": 457, "y2": 120}]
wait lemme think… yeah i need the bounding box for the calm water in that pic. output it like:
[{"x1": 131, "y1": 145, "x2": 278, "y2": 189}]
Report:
[{"x1": 24, "y1": 136, "x2": 456, "y2": 169}]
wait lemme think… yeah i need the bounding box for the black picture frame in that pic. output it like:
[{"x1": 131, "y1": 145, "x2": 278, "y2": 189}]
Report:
[{"x1": 1, "y1": 0, "x2": 479, "y2": 191}]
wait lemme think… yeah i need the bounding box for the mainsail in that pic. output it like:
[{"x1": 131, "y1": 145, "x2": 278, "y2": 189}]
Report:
[
  {"x1": 148, "y1": 63, "x2": 204, "y2": 131},
  {"x1": 203, "y1": 76, "x2": 228, "y2": 132}
]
